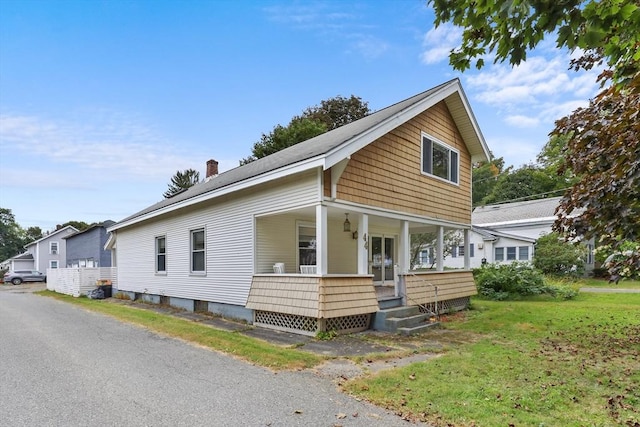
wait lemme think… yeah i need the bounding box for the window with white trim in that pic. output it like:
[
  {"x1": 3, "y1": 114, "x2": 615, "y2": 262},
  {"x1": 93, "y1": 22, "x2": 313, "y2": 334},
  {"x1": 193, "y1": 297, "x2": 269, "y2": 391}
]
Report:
[
  {"x1": 50, "y1": 241, "x2": 58, "y2": 254},
  {"x1": 156, "y1": 236, "x2": 166, "y2": 273},
  {"x1": 495, "y1": 247, "x2": 504, "y2": 261},
  {"x1": 518, "y1": 246, "x2": 529, "y2": 261},
  {"x1": 190, "y1": 229, "x2": 205, "y2": 273},
  {"x1": 298, "y1": 224, "x2": 316, "y2": 268},
  {"x1": 506, "y1": 247, "x2": 517, "y2": 261},
  {"x1": 422, "y1": 134, "x2": 459, "y2": 184},
  {"x1": 50, "y1": 260, "x2": 58, "y2": 269}
]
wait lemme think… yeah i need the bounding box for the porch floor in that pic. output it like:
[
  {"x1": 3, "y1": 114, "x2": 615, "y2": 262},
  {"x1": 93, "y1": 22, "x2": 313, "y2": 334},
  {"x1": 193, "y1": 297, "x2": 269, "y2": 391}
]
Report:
[{"x1": 375, "y1": 284, "x2": 396, "y2": 300}]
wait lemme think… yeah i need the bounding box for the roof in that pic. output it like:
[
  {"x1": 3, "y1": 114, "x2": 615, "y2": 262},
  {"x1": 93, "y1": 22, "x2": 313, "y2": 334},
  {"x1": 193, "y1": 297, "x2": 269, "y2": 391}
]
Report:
[
  {"x1": 473, "y1": 226, "x2": 537, "y2": 243},
  {"x1": 111, "y1": 79, "x2": 490, "y2": 231},
  {"x1": 24, "y1": 225, "x2": 79, "y2": 247},
  {"x1": 472, "y1": 197, "x2": 563, "y2": 226},
  {"x1": 63, "y1": 220, "x2": 116, "y2": 239}
]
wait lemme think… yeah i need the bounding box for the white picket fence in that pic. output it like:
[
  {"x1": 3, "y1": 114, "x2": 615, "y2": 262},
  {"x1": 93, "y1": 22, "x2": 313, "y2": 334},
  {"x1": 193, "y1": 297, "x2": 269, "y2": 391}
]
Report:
[{"x1": 47, "y1": 267, "x2": 117, "y2": 297}]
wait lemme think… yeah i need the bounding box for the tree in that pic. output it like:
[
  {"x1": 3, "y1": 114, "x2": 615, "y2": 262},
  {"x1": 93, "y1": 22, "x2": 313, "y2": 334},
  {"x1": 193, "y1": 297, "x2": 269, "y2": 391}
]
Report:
[
  {"x1": 24, "y1": 226, "x2": 43, "y2": 243},
  {"x1": 410, "y1": 231, "x2": 462, "y2": 269},
  {"x1": 240, "y1": 118, "x2": 327, "y2": 165},
  {"x1": 553, "y1": 77, "x2": 640, "y2": 279},
  {"x1": 472, "y1": 157, "x2": 505, "y2": 205},
  {"x1": 60, "y1": 221, "x2": 91, "y2": 232},
  {"x1": 480, "y1": 165, "x2": 565, "y2": 205},
  {"x1": 428, "y1": 0, "x2": 639, "y2": 85},
  {"x1": 533, "y1": 232, "x2": 586, "y2": 278},
  {"x1": 0, "y1": 208, "x2": 25, "y2": 261},
  {"x1": 240, "y1": 95, "x2": 371, "y2": 164},
  {"x1": 164, "y1": 169, "x2": 201, "y2": 198},
  {"x1": 301, "y1": 95, "x2": 370, "y2": 131},
  {"x1": 429, "y1": 0, "x2": 640, "y2": 276}
]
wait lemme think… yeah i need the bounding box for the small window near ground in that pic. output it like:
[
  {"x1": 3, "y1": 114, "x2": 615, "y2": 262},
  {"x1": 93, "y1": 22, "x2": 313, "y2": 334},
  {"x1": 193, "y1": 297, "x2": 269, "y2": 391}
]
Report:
[
  {"x1": 156, "y1": 236, "x2": 166, "y2": 272},
  {"x1": 191, "y1": 229, "x2": 205, "y2": 273},
  {"x1": 421, "y1": 134, "x2": 460, "y2": 184}
]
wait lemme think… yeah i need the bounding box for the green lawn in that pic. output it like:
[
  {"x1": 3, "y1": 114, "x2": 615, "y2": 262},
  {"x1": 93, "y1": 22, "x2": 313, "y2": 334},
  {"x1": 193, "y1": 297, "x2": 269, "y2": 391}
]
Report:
[
  {"x1": 579, "y1": 277, "x2": 640, "y2": 289},
  {"x1": 37, "y1": 291, "x2": 323, "y2": 371},
  {"x1": 344, "y1": 292, "x2": 640, "y2": 426}
]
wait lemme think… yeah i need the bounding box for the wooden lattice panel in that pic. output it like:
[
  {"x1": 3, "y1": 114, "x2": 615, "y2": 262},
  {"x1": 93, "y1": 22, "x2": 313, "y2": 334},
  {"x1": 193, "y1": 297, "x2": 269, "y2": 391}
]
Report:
[{"x1": 325, "y1": 314, "x2": 371, "y2": 334}]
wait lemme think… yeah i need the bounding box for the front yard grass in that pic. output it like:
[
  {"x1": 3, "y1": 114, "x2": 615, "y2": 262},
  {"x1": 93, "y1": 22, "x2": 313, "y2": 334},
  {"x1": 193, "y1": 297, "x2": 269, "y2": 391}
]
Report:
[
  {"x1": 344, "y1": 292, "x2": 640, "y2": 426},
  {"x1": 37, "y1": 290, "x2": 323, "y2": 371}
]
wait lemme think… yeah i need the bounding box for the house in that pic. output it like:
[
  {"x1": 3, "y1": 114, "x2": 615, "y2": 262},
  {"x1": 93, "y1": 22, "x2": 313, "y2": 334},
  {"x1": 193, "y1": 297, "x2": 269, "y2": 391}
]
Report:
[
  {"x1": 1, "y1": 225, "x2": 79, "y2": 273},
  {"x1": 64, "y1": 220, "x2": 115, "y2": 268},
  {"x1": 107, "y1": 79, "x2": 491, "y2": 335},
  {"x1": 443, "y1": 196, "x2": 595, "y2": 273},
  {"x1": 1, "y1": 252, "x2": 35, "y2": 272}
]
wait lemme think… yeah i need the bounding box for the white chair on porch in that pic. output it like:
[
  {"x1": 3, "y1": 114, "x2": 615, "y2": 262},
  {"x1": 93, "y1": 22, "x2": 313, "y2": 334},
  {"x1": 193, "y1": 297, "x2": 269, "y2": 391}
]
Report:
[
  {"x1": 300, "y1": 265, "x2": 317, "y2": 274},
  {"x1": 273, "y1": 263, "x2": 285, "y2": 274}
]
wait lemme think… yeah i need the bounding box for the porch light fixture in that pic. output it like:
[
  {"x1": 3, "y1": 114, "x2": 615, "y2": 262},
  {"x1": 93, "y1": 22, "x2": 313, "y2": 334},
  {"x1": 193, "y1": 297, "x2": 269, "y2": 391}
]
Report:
[
  {"x1": 343, "y1": 213, "x2": 351, "y2": 232},
  {"x1": 352, "y1": 230, "x2": 358, "y2": 240}
]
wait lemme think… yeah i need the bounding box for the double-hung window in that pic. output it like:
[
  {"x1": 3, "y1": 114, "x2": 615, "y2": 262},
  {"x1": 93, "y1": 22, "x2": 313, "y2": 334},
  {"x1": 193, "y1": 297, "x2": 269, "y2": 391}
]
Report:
[
  {"x1": 298, "y1": 224, "x2": 316, "y2": 267},
  {"x1": 518, "y1": 246, "x2": 529, "y2": 261},
  {"x1": 422, "y1": 134, "x2": 459, "y2": 184},
  {"x1": 156, "y1": 236, "x2": 166, "y2": 273},
  {"x1": 50, "y1": 242, "x2": 58, "y2": 254},
  {"x1": 190, "y1": 229, "x2": 205, "y2": 273}
]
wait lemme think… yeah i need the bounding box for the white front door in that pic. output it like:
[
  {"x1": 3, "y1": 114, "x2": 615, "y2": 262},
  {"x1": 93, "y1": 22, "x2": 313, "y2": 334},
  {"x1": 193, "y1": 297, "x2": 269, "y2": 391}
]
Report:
[{"x1": 370, "y1": 235, "x2": 395, "y2": 284}]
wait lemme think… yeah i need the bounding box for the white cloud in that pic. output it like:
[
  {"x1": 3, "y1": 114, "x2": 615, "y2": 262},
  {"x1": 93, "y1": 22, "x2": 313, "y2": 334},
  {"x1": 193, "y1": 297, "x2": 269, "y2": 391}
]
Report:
[
  {"x1": 0, "y1": 112, "x2": 206, "y2": 181},
  {"x1": 420, "y1": 23, "x2": 462, "y2": 64},
  {"x1": 504, "y1": 115, "x2": 540, "y2": 128}
]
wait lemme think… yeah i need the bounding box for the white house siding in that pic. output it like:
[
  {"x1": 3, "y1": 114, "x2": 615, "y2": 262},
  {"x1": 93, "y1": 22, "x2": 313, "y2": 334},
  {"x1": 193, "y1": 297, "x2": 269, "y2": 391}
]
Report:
[
  {"x1": 116, "y1": 171, "x2": 319, "y2": 306},
  {"x1": 256, "y1": 214, "x2": 358, "y2": 275}
]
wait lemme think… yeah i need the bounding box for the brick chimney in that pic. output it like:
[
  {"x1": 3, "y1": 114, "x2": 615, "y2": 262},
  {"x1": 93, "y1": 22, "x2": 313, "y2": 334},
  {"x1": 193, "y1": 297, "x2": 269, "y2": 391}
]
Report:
[{"x1": 206, "y1": 159, "x2": 219, "y2": 179}]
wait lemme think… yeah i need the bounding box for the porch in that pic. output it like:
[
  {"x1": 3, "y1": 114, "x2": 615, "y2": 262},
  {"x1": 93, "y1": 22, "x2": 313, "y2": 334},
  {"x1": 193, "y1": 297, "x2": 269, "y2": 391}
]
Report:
[{"x1": 246, "y1": 270, "x2": 476, "y2": 336}]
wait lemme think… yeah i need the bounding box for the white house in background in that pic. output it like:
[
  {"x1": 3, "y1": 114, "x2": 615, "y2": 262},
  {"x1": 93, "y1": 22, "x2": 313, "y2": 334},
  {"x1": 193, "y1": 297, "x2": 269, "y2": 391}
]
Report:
[
  {"x1": 443, "y1": 196, "x2": 595, "y2": 273},
  {"x1": 19, "y1": 225, "x2": 79, "y2": 272},
  {"x1": 107, "y1": 79, "x2": 491, "y2": 336}
]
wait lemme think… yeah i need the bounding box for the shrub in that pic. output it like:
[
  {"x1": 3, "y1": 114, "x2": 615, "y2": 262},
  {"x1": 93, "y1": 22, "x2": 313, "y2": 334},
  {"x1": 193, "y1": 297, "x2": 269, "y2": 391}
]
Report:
[
  {"x1": 474, "y1": 262, "x2": 546, "y2": 300},
  {"x1": 474, "y1": 262, "x2": 579, "y2": 300},
  {"x1": 533, "y1": 232, "x2": 585, "y2": 277}
]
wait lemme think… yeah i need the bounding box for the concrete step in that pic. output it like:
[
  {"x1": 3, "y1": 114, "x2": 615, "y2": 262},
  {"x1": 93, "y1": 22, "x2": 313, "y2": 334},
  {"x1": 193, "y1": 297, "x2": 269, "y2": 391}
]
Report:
[
  {"x1": 398, "y1": 321, "x2": 440, "y2": 336},
  {"x1": 386, "y1": 313, "x2": 431, "y2": 331},
  {"x1": 378, "y1": 296, "x2": 403, "y2": 309}
]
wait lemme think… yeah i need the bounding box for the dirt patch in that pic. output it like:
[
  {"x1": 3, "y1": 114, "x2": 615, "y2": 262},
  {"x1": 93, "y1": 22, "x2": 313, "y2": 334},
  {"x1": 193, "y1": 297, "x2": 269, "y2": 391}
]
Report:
[{"x1": 315, "y1": 353, "x2": 440, "y2": 382}]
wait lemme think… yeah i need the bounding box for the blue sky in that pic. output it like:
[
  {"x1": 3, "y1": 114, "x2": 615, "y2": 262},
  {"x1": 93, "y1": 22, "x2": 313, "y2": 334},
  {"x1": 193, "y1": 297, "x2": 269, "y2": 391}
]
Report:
[{"x1": 0, "y1": 0, "x2": 601, "y2": 232}]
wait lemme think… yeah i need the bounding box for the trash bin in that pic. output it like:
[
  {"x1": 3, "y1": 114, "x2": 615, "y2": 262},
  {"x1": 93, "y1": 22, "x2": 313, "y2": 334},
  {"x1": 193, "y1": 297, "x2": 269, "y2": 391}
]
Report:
[
  {"x1": 98, "y1": 285, "x2": 112, "y2": 298},
  {"x1": 96, "y1": 280, "x2": 112, "y2": 298}
]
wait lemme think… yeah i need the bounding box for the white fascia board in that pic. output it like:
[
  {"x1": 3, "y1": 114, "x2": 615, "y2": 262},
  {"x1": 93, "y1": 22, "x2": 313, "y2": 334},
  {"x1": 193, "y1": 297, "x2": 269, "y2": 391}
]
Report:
[
  {"x1": 324, "y1": 83, "x2": 460, "y2": 169},
  {"x1": 455, "y1": 84, "x2": 491, "y2": 162},
  {"x1": 110, "y1": 157, "x2": 326, "y2": 231},
  {"x1": 476, "y1": 217, "x2": 556, "y2": 228},
  {"x1": 26, "y1": 225, "x2": 79, "y2": 246},
  {"x1": 323, "y1": 199, "x2": 471, "y2": 229}
]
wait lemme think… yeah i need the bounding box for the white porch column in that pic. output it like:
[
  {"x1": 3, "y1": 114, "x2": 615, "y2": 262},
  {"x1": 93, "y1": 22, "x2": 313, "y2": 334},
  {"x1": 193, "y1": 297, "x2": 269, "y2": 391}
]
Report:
[
  {"x1": 357, "y1": 214, "x2": 369, "y2": 274},
  {"x1": 398, "y1": 220, "x2": 410, "y2": 274},
  {"x1": 464, "y1": 228, "x2": 470, "y2": 270},
  {"x1": 436, "y1": 226, "x2": 444, "y2": 272},
  {"x1": 316, "y1": 204, "x2": 328, "y2": 275}
]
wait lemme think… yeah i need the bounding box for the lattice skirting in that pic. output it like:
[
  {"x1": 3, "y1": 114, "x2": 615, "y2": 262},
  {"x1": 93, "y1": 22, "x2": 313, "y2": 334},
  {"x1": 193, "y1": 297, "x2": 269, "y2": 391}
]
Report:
[
  {"x1": 419, "y1": 296, "x2": 470, "y2": 314},
  {"x1": 254, "y1": 311, "x2": 371, "y2": 336}
]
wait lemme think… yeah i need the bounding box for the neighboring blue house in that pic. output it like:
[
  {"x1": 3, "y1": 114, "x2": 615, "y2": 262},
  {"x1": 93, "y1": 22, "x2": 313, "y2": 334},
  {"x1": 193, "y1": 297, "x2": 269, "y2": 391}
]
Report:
[{"x1": 64, "y1": 221, "x2": 115, "y2": 268}]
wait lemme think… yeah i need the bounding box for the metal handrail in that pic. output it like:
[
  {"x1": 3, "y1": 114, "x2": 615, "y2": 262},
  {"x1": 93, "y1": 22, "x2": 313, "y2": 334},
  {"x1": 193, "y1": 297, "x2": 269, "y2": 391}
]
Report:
[{"x1": 402, "y1": 271, "x2": 439, "y2": 320}]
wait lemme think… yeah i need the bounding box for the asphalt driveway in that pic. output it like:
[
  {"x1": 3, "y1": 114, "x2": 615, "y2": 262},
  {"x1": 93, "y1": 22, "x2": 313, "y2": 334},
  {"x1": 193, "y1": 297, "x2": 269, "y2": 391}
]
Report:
[{"x1": 0, "y1": 285, "x2": 422, "y2": 426}]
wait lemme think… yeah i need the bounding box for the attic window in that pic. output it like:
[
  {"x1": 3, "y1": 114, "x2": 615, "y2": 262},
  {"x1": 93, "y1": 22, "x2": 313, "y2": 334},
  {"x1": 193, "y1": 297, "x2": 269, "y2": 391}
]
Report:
[{"x1": 421, "y1": 134, "x2": 459, "y2": 184}]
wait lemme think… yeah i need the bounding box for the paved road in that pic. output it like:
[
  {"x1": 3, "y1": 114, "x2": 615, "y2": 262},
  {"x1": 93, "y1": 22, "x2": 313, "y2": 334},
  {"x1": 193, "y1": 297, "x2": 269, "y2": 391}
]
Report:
[
  {"x1": 0, "y1": 286, "x2": 419, "y2": 426},
  {"x1": 580, "y1": 287, "x2": 640, "y2": 293}
]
